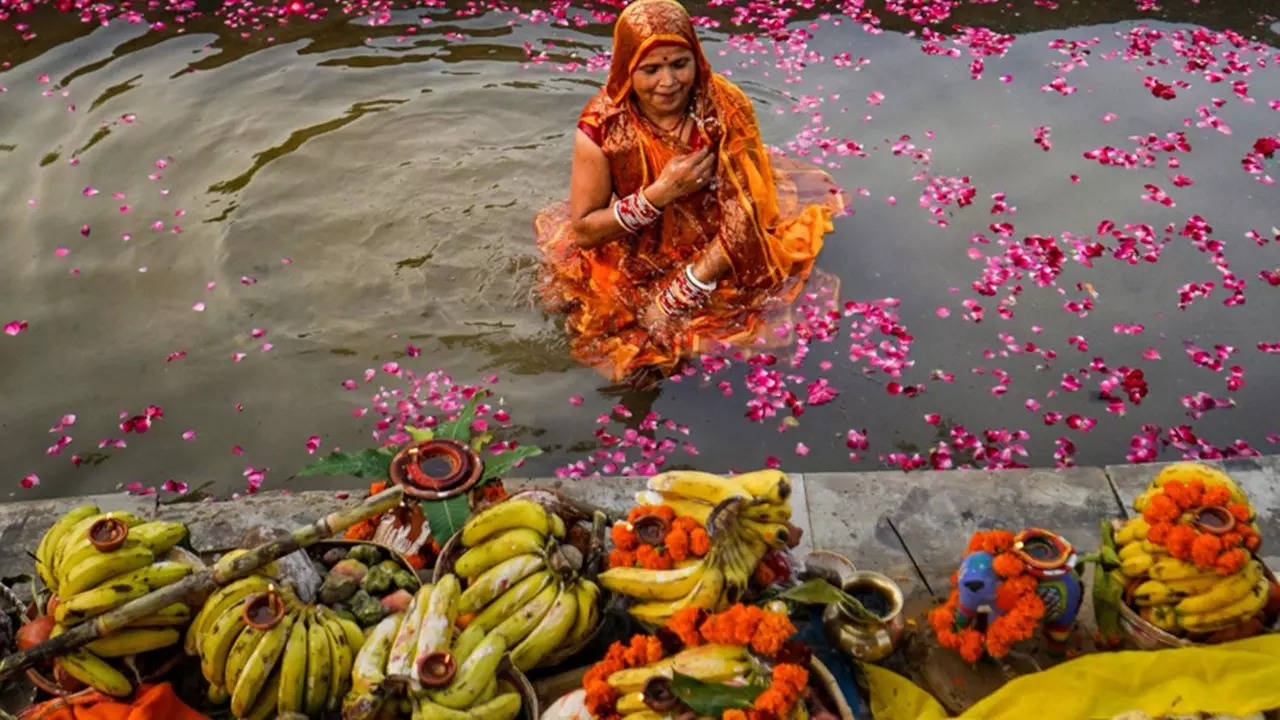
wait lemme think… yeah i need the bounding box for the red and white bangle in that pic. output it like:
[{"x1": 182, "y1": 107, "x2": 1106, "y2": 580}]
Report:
[
  {"x1": 614, "y1": 187, "x2": 662, "y2": 234},
  {"x1": 656, "y1": 264, "x2": 717, "y2": 318}
]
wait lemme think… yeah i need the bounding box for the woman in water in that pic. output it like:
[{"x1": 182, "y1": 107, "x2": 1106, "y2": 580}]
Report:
[{"x1": 536, "y1": 0, "x2": 845, "y2": 383}]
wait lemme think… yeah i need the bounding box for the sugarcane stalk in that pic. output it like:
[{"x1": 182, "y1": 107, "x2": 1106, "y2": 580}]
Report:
[{"x1": 0, "y1": 485, "x2": 404, "y2": 683}]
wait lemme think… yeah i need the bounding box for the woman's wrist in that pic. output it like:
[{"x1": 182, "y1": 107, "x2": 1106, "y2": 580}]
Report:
[{"x1": 643, "y1": 181, "x2": 670, "y2": 209}]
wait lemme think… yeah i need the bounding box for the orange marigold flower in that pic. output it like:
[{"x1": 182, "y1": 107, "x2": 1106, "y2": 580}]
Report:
[
  {"x1": 1244, "y1": 533, "x2": 1261, "y2": 552},
  {"x1": 1214, "y1": 548, "x2": 1249, "y2": 576},
  {"x1": 636, "y1": 544, "x2": 672, "y2": 570},
  {"x1": 689, "y1": 528, "x2": 711, "y2": 556},
  {"x1": 1221, "y1": 531, "x2": 1243, "y2": 549},
  {"x1": 957, "y1": 629, "x2": 985, "y2": 663},
  {"x1": 1227, "y1": 503, "x2": 1252, "y2": 524},
  {"x1": 1190, "y1": 533, "x2": 1223, "y2": 569},
  {"x1": 1143, "y1": 494, "x2": 1180, "y2": 524},
  {"x1": 611, "y1": 523, "x2": 638, "y2": 551},
  {"x1": 480, "y1": 481, "x2": 508, "y2": 503},
  {"x1": 665, "y1": 527, "x2": 690, "y2": 562},
  {"x1": 992, "y1": 552, "x2": 1026, "y2": 579},
  {"x1": 405, "y1": 553, "x2": 426, "y2": 570},
  {"x1": 733, "y1": 607, "x2": 764, "y2": 647},
  {"x1": 666, "y1": 606, "x2": 705, "y2": 647},
  {"x1": 753, "y1": 689, "x2": 790, "y2": 717},
  {"x1": 608, "y1": 549, "x2": 636, "y2": 569},
  {"x1": 672, "y1": 516, "x2": 701, "y2": 533},
  {"x1": 1201, "y1": 486, "x2": 1231, "y2": 507},
  {"x1": 995, "y1": 574, "x2": 1036, "y2": 613},
  {"x1": 630, "y1": 505, "x2": 677, "y2": 523},
  {"x1": 1165, "y1": 525, "x2": 1198, "y2": 560},
  {"x1": 344, "y1": 518, "x2": 377, "y2": 541},
  {"x1": 750, "y1": 611, "x2": 796, "y2": 656},
  {"x1": 1163, "y1": 480, "x2": 1192, "y2": 510},
  {"x1": 771, "y1": 664, "x2": 809, "y2": 695},
  {"x1": 929, "y1": 597, "x2": 958, "y2": 636},
  {"x1": 724, "y1": 711, "x2": 748, "y2": 720},
  {"x1": 981, "y1": 530, "x2": 1016, "y2": 554},
  {"x1": 1146, "y1": 522, "x2": 1172, "y2": 544}
]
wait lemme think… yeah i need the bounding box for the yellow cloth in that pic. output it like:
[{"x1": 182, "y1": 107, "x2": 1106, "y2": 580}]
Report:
[{"x1": 864, "y1": 634, "x2": 1280, "y2": 720}]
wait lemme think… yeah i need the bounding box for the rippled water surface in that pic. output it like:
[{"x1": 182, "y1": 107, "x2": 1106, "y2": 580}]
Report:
[{"x1": 3, "y1": 0, "x2": 1279, "y2": 498}]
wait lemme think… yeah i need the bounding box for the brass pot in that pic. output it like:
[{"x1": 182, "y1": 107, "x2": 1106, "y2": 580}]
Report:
[{"x1": 822, "y1": 570, "x2": 906, "y2": 663}]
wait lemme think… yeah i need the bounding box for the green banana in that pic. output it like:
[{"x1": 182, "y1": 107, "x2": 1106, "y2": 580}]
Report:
[
  {"x1": 451, "y1": 622, "x2": 487, "y2": 666},
  {"x1": 455, "y1": 528, "x2": 548, "y2": 579},
  {"x1": 469, "y1": 569, "x2": 552, "y2": 633},
  {"x1": 304, "y1": 609, "x2": 333, "y2": 716},
  {"x1": 186, "y1": 575, "x2": 272, "y2": 655},
  {"x1": 457, "y1": 554, "x2": 546, "y2": 615},
  {"x1": 230, "y1": 611, "x2": 296, "y2": 717},
  {"x1": 36, "y1": 504, "x2": 99, "y2": 591},
  {"x1": 85, "y1": 627, "x2": 180, "y2": 657},
  {"x1": 59, "y1": 545, "x2": 156, "y2": 597},
  {"x1": 277, "y1": 611, "x2": 311, "y2": 714},
  {"x1": 338, "y1": 615, "x2": 367, "y2": 656},
  {"x1": 510, "y1": 582, "x2": 578, "y2": 670},
  {"x1": 386, "y1": 586, "x2": 427, "y2": 680},
  {"x1": 489, "y1": 579, "x2": 559, "y2": 647},
  {"x1": 567, "y1": 579, "x2": 600, "y2": 647},
  {"x1": 416, "y1": 574, "x2": 461, "y2": 669},
  {"x1": 57, "y1": 561, "x2": 192, "y2": 624},
  {"x1": 207, "y1": 684, "x2": 230, "y2": 704},
  {"x1": 55, "y1": 648, "x2": 133, "y2": 697},
  {"x1": 461, "y1": 499, "x2": 552, "y2": 547},
  {"x1": 200, "y1": 597, "x2": 250, "y2": 685},
  {"x1": 428, "y1": 632, "x2": 507, "y2": 709}
]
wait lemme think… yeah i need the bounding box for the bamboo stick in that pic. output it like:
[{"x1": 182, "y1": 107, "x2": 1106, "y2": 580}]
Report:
[{"x1": 0, "y1": 485, "x2": 404, "y2": 683}]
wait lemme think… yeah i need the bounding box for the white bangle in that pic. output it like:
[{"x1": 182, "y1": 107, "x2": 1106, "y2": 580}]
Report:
[{"x1": 685, "y1": 263, "x2": 717, "y2": 292}]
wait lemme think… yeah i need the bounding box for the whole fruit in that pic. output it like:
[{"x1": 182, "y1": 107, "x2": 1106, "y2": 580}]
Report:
[{"x1": 17, "y1": 615, "x2": 55, "y2": 651}]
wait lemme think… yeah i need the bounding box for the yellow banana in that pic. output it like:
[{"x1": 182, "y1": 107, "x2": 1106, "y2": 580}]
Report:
[
  {"x1": 415, "y1": 574, "x2": 461, "y2": 674},
  {"x1": 318, "y1": 607, "x2": 355, "y2": 710},
  {"x1": 1130, "y1": 580, "x2": 1185, "y2": 607},
  {"x1": 304, "y1": 609, "x2": 333, "y2": 716},
  {"x1": 743, "y1": 519, "x2": 790, "y2": 550},
  {"x1": 224, "y1": 623, "x2": 267, "y2": 692},
  {"x1": 455, "y1": 528, "x2": 547, "y2": 580},
  {"x1": 1119, "y1": 552, "x2": 1154, "y2": 578},
  {"x1": 53, "y1": 511, "x2": 145, "y2": 576},
  {"x1": 1175, "y1": 561, "x2": 1263, "y2": 614},
  {"x1": 606, "y1": 645, "x2": 749, "y2": 692},
  {"x1": 567, "y1": 579, "x2": 600, "y2": 647},
  {"x1": 36, "y1": 504, "x2": 99, "y2": 591},
  {"x1": 743, "y1": 502, "x2": 792, "y2": 523},
  {"x1": 729, "y1": 469, "x2": 791, "y2": 504},
  {"x1": 489, "y1": 579, "x2": 558, "y2": 647},
  {"x1": 1150, "y1": 462, "x2": 1251, "y2": 511},
  {"x1": 1139, "y1": 605, "x2": 1179, "y2": 632},
  {"x1": 469, "y1": 569, "x2": 552, "y2": 633},
  {"x1": 186, "y1": 575, "x2": 273, "y2": 655},
  {"x1": 244, "y1": 668, "x2": 281, "y2": 720},
  {"x1": 207, "y1": 684, "x2": 230, "y2": 704},
  {"x1": 451, "y1": 622, "x2": 487, "y2": 666},
  {"x1": 509, "y1": 583, "x2": 578, "y2": 670},
  {"x1": 1163, "y1": 573, "x2": 1223, "y2": 595},
  {"x1": 457, "y1": 553, "x2": 546, "y2": 615},
  {"x1": 338, "y1": 615, "x2": 366, "y2": 655},
  {"x1": 413, "y1": 693, "x2": 521, "y2": 720},
  {"x1": 62, "y1": 521, "x2": 185, "y2": 576},
  {"x1": 385, "y1": 586, "x2": 426, "y2": 681},
  {"x1": 461, "y1": 499, "x2": 551, "y2": 547},
  {"x1": 58, "y1": 561, "x2": 192, "y2": 624},
  {"x1": 635, "y1": 491, "x2": 713, "y2": 526},
  {"x1": 628, "y1": 566, "x2": 726, "y2": 626},
  {"x1": 428, "y1": 631, "x2": 507, "y2": 709},
  {"x1": 127, "y1": 602, "x2": 191, "y2": 628},
  {"x1": 648, "y1": 470, "x2": 750, "y2": 505},
  {"x1": 86, "y1": 627, "x2": 180, "y2": 657},
  {"x1": 230, "y1": 610, "x2": 296, "y2": 717},
  {"x1": 1113, "y1": 517, "x2": 1150, "y2": 546},
  {"x1": 200, "y1": 597, "x2": 250, "y2": 685},
  {"x1": 350, "y1": 612, "x2": 402, "y2": 694},
  {"x1": 599, "y1": 560, "x2": 706, "y2": 601},
  {"x1": 59, "y1": 545, "x2": 156, "y2": 597},
  {"x1": 55, "y1": 649, "x2": 133, "y2": 697},
  {"x1": 1178, "y1": 575, "x2": 1271, "y2": 633},
  {"x1": 277, "y1": 611, "x2": 312, "y2": 714},
  {"x1": 619, "y1": 712, "x2": 665, "y2": 720},
  {"x1": 616, "y1": 692, "x2": 647, "y2": 714},
  {"x1": 1149, "y1": 557, "x2": 1212, "y2": 582}
]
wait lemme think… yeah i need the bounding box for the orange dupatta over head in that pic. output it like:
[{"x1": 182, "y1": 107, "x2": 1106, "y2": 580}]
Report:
[{"x1": 536, "y1": 0, "x2": 844, "y2": 381}]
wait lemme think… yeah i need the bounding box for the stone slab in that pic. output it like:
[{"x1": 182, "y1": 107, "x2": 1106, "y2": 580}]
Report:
[
  {"x1": 1105, "y1": 457, "x2": 1280, "y2": 570},
  {"x1": 803, "y1": 472, "x2": 924, "y2": 600},
  {"x1": 787, "y1": 473, "x2": 814, "y2": 559},
  {"x1": 882, "y1": 467, "x2": 1124, "y2": 597}
]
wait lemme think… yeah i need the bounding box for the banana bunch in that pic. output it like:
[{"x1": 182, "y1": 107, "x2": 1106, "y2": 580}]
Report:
[
  {"x1": 1115, "y1": 514, "x2": 1272, "y2": 637},
  {"x1": 603, "y1": 643, "x2": 759, "y2": 710},
  {"x1": 193, "y1": 580, "x2": 366, "y2": 719},
  {"x1": 448, "y1": 498, "x2": 602, "y2": 671},
  {"x1": 600, "y1": 470, "x2": 794, "y2": 626},
  {"x1": 1133, "y1": 462, "x2": 1255, "y2": 522},
  {"x1": 342, "y1": 573, "x2": 526, "y2": 720},
  {"x1": 32, "y1": 505, "x2": 195, "y2": 697}
]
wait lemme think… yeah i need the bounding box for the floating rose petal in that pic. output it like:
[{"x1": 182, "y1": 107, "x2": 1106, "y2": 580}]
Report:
[
  {"x1": 305, "y1": 435, "x2": 321, "y2": 454},
  {"x1": 4, "y1": 321, "x2": 28, "y2": 336},
  {"x1": 181, "y1": 429, "x2": 196, "y2": 440},
  {"x1": 406, "y1": 344, "x2": 421, "y2": 357},
  {"x1": 569, "y1": 395, "x2": 584, "y2": 406},
  {"x1": 794, "y1": 442, "x2": 809, "y2": 456},
  {"x1": 162, "y1": 479, "x2": 189, "y2": 494},
  {"x1": 765, "y1": 455, "x2": 781, "y2": 469},
  {"x1": 192, "y1": 302, "x2": 205, "y2": 312}
]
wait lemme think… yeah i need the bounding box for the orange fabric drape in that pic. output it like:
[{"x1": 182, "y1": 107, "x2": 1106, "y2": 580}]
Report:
[
  {"x1": 535, "y1": 0, "x2": 846, "y2": 381},
  {"x1": 19, "y1": 683, "x2": 211, "y2": 720}
]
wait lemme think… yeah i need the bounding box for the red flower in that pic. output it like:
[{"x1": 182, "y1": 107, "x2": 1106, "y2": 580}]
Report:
[{"x1": 1254, "y1": 136, "x2": 1279, "y2": 158}]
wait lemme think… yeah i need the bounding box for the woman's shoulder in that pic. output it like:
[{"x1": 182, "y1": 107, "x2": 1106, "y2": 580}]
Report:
[
  {"x1": 578, "y1": 90, "x2": 627, "y2": 146},
  {"x1": 709, "y1": 74, "x2": 752, "y2": 110}
]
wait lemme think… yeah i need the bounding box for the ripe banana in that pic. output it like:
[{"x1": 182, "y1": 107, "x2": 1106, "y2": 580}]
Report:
[
  {"x1": 224, "y1": 623, "x2": 267, "y2": 692},
  {"x1": 469, "y1": 569, "x2": 552, "y2": 633},
  {"x1": 304, "y1": 609, "x2": 334, "y2": 716},
  {"x1": 461, "y1": 499, "x2": 551, "y2": 548},
  {"x1": 186, "y1": 575, "x2": 272, "y2": 655},
  {"x1": 318, "y1": 606, "x2": 355, "y2": 711},
  {"x1": 489, "y1": 579, "x2": 558, "y2": 647},
  {"x1": 1176, "y1": 561, "x2": 1263, "y2": 614},
  {"x1": 616, "y1": 692, "x2": 647, "y2": 715},
  {"x1": 415, "y1": 574, "x2": 461, "y2": 669},
  {"x1": 350, "y1": 611, "x2": 402, "y2": 694},
  {"x1": 457, "y1": 554, "x2": 546, "y2": 615},
  {"x1": 36, "y1": 504, "x2": 99, "y2": 591},
  {"x1": 277, "y1": 612, "x2": 312, "y2": 714},
  {"x1": 1130, "y1": 580, "x2": 1187, "y2": 607},
  {"x1": 451, "y1": 622, "x2": 488, "y2": 666},
  {"x1": 635, "y1": 491, "x2": 713, "y2": 526},
  {"x1": 1149, "y1": 462, "x2": 1251, "y2": 511},
  {"x1": 729, "y1": 469, "x2": 791, "y2": 504},
  {"x1": 1113, "y1": 517, "x2": 1150, "y2": 546},
  {"x1": 386, "y1": 587, "x2": 426, "y2": 681},
  {"x1": 628, "y1": 566, "x2": 726, "y2": 626},
  {"x1": 59, "y1": 545, "x2": 156, "y2": 597},
  {"x1": 1178, "y1": 575, "x2": 1271, "y2": 633},
  {"x1": 606, "y1": 644, "x2": 749, "y2": 692},
  {"x1": 1139, "y1": 605, "x2": 1179, "y2": 632},
  {"x1": 428, "y1": 632, "x2": 507, "y2": 709},
  {"x1": 230, "y1": 611, "x2": 296, "y2": 717},
  {"x1": 1149, "y1": 557, "x2": 1211, "y2": 582},
  {"x1": 58, "y1": 561, "x2": 193, "y2": 624},
  {"x1": 53, "y1": 511, "x2": 145, "y2": 575},
  {"x1": 1163, "y1": 573, "x2": 1223, "y2": 595},
  {"x1": 648, "y1": 470, "x2": 750, "y2": 506},
  {"x1": 743, "y1": 520, "x2": 790, "y2": 550},
  {"x1": 85, "y1": 627, "x2": 180, "y2": 657},
  {"x1": 455, "y1": 528, "x2": 547, "y2": 580},
  {"x1": 55, "y1": 648, "x2": 134, "y2": 697},
  {"x1": 60, "y1": 521, "x2": 186, "y2": 581},
  {"x1": 127, "y1": 602, "x2": 191, "y2": 628},
  {"x1": 1119, "y1": 553, "x2": 1154, "y2": 579},
  {"x1": 599, "y1": 560, "x2": 706, "y2": 601},
  {"x1": 244, "y1": 668, "x2": 282, "y2": 720},
  {"x1": 200, "y1": 596, "x2": 250, "y2": 685},
  {"x1": 509, "y1": 583, "x2": 578, "y2": 670},
  {"x1": 567, "y1": 579, "x2": 600, "y2": 647},
  {"x1": 743, "y1": 502, "x2": 792, "y2": 523}
]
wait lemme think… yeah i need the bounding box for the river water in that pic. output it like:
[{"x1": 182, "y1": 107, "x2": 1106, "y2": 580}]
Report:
[{"x1": 2, "y1": 0, "x2": 1279, "y2": 498}]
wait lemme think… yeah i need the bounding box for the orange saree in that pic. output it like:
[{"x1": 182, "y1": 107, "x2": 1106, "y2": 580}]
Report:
[{"x1": 535, "y1": 0, "x2": 846, "y2": 382}]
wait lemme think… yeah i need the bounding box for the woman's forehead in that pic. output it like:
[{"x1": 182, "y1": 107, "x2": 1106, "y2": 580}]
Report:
[{"x1": 637, "y1": 46, "x2": 694, "y2": 66}]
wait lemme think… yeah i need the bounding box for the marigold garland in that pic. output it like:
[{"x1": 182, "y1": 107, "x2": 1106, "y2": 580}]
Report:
[
  {"x1": 583, "y1": 604, "x2": 806, "y2": 720},
  {"x1": 1140, "y1": 479, "x2": 1257, "y2": 575},
  {"x1": 608, "y1": 506, "x2": 712, "y2": 570},
  {"x1": 928, "y1": 530, "x2": 1046, "y2": 663}
]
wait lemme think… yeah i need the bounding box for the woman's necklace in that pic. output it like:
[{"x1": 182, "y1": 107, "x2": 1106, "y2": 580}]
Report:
[{"x1": 640, "y1": 104, "x2": 691, "y2": 146}]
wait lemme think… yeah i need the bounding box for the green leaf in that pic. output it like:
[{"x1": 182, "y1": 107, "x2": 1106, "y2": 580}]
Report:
[
  {"x1": 671, "y1": 673, "x2": 761, "y2": 717},
  {"x1": 481, "y1": 445, "x2": 543, "y2": 482},
  {"x1": 422, "y1": 495, "x2": 473, "y2": 546},
  {"x1": 776, "y1": 578, "x2": 881, "y2": 624},
  {"x1": 298, "y1": 448, "x2": 394, "y2": 479},
  {"x1": 1092, "y1": 564, "x2": 1124, "y2": 644},
  {"x1": 406, "y1": 426, "x2": 434, "y2": 444},
  {"x1": 434, "y1": 394, "x2": 483, "y2": 442}
]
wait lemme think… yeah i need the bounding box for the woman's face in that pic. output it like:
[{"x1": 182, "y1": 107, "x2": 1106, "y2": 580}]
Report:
[{"x1": 631, "y1": 46, "x2": 696, "y2": 117}]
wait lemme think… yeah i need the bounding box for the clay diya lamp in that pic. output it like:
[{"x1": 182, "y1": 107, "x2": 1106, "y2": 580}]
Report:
[
  {"x1": 417, "y1": 651, "x2": 457, "y2": 688},
  {"x1": 390, "y1": 439, "x2": 483, "y2": 501},
  {"x1": 1013, "y1": 528, "x2": 1075, "y2": 572},
  {"x1": 241, "y1": 590, "x2": 286, "y2": 630},
  {"x1": 1193, "y1": 506, "x2": 1235, "y2": 535},
  {"x1": 88, "y1": 517, "x2": 129, "y2": 552}
]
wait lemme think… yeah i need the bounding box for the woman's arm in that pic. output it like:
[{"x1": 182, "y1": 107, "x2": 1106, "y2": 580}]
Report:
[{"x1": 569, "y1": 130, "x2": 628, "y2": 249}]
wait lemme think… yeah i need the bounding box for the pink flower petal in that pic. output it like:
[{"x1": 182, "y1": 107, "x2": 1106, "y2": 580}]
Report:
[
  {"x1": 192, "y1": 302, "x2": 206, "y2": 312},
  {"x1": 569, "y1": 395, "x2": 584, "y2": 406},
  {"x1": 20, "y1": 473, "x2": 39, "y2": 489},
  {"x1": 4, "y1": 320, "x2": 29, "y2": 336},
  {"x1": 794, "y1": 442, "x2": 810, "y2": 456},
  {"x1": 181, "y1": 429, "x2": 196, "y2": 440}
]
